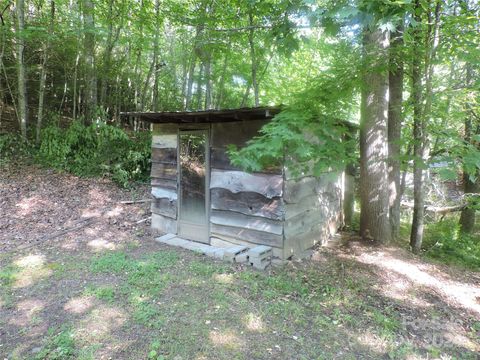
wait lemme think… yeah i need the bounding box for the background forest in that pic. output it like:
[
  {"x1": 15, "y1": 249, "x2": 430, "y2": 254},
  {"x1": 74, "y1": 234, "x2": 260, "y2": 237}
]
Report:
[{"x1": 0, "y1": 0, "x2": 479, "y2": 263}]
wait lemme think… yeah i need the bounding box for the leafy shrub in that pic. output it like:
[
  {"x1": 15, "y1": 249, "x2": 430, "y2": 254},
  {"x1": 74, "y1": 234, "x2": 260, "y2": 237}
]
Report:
[
  {"x1": 37, "y1": 121, "x2": 151, "y2": 187},
  {"x1": 0, "y1": 133, "x2": 34, "y2": 164},
  {"x1": 423, "y1": 218, "x2": 480, "y2": 270}
]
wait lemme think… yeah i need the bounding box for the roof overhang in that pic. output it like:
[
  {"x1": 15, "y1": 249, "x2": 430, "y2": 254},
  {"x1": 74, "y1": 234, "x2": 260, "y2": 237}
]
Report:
[{"x1": 121, "y1": 106, "x2": 281, "y2": 124}]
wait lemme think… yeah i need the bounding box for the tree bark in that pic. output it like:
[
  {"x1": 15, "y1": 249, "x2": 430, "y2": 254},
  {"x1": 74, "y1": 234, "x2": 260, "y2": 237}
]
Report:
[
  {"x1": 36, "y1": 0, "x2": 55, "y2": 145},
  {"x1": 204, "y1": 55, "x2": 212, "y2": 109},
  {"x1": 388, "y1": 23, "x2": 404, "y2": 240},
  {"x1": 15, "y1": 0, "x2": 27, "y2": 138},
  {"x1": 359, "y1": 28, "x2": 391, "y2": 244},
  {"x1": 410, "y1": 1, "x2": 425, "y2": 254},
  {"x1": 82, "y1": 0, "x2": 97, "y2": 124},
  {"x1": 410, "y1": 0, "x2": 441, "y2": 253},
  {"x1": 152, "y1": 0, "x2": 160, "y2": 112},
  {"x1": 459, "y1": 65, "x2": 479, "y2": 233},
  {"x1": 248, "y1": 11, "x2": 259, "y2": 107}
]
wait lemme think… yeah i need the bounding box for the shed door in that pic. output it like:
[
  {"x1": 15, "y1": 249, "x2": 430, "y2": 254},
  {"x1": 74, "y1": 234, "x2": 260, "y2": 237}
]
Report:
[{"x1": 178, "y1": 130, "x2": 209, "y2": 243}]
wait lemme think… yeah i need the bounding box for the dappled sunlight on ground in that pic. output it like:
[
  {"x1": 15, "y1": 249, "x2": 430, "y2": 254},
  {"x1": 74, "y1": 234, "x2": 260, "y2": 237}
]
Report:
[
  {"x1": 356, "y1": 250, "x2": 480, "y2": 315},
  {"x1": 243, "y1": 312, "x2": 265, "y2": 332},
  {"x1": 106, "y1": 206, "x2": 123, "y2": 217},
  {"x1": 15, "y1": 195, "x2": 49, "y2": 217},
  {"x1": 75, "y1": 304, "x2": 127, "y2": 343},
  {"x1": 9, "y1": 298, "x2": 45, "y2": 327},
  {"x1": 12, "y1": 254, "x2": 53, "y2": 288},
  {"x1": 209, "y1": 329, "x2": 243, "y2": 350},
  {"x1": 87, "y1": 238, "x2": 117, "y2": 251},
  {"x1": 353, "y1": 331, "x2": 389, "y2": 354},
  {"x1": 64, "y1": 296, "x2": 95, "y2": 315},
  {"x1": 213, "y1": 273, "x2": 234, "y2": 285}
]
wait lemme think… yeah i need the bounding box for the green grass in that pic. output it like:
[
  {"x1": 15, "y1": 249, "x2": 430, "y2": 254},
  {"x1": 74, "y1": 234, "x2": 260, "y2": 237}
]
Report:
[
  {"x1": 0, "y1": 264, "x2": 18, "y2": 288},
  {"x1": 422, "y1": 218, "x2": 480, "y2": 270},
  {"x1": 83, "y1": 285, "x2": 116, "y2": 303},
  {"x1": 3, "y1": 245, "x2": 478, "y2": 359},
  {"x1": 34, "y1": 327, "x2": 76, "y2": 360}
]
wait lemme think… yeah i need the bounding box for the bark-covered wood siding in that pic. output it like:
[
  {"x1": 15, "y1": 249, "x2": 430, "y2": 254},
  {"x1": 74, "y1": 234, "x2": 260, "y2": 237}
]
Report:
[
  {"x1": 151, "y1": 124, "x2": 178, "y2": 234},
  {"x1": 283, "y1": 173, "x2": 343, "y2": 258},
  {"x1": 209, "y1": 121, "x2": 285, "y2": 251}
]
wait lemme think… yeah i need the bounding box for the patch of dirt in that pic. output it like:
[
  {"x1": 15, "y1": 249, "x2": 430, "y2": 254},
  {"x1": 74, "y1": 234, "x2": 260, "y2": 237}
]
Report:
[{"x1": 0, "y1": 163, "x2": 152, "y2": 254}]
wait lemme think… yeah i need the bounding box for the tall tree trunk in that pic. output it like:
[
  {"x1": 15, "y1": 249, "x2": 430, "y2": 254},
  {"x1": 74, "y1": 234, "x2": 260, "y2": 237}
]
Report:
[
  {"x1": 152, "y1": 0, "x2": 160, "y2": 111},
  {"x1": 359, "y1": 28, "x2": 391, "y2": 244},
  {"x1": 82, "y1": 0, "x2": 97, "y2": 124},
  {"x1": 215, "y1": 53, "x2": 228, "y2": 109},
  {"x1": 248, "y1": 11, "x2": 259, "y2": 107},
  {"x1": 459, "y1": 65, "x2": 479, "y2": 233},
  {"x1": 388, "y1": 22, "x2": 404, "y2": 240},
  {"x1": 36, "y1": 0, "x2": 55, "y2": 145},
  {"x1": 185, "y1": 57, "x2": 196, "y2": 110},
  {"x1": 195, "y1": 63, "x2": 204, "y2": 110},
  {"x1": 15, "y1": 0, "x2": 27, "y2": 138},
  {"x1": 99, "y1": 0, "x2": 121, "y2": 109},
  {"x1": 410, "y1": 0, "x2": 441, "y2": 253},
  {"x1": 204, "y1": 55, "x2": 212, "y2": 109}
]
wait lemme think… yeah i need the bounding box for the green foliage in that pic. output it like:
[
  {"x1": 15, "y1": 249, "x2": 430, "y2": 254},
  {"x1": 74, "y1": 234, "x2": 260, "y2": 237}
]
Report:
[
  {"x1": 423, "y1": 218, "x2": 480, "y2": 270},
  {"x1": 37, "y1": 121, "x2": 151, "y2": 187},
  {"x1": 228, "y1": 41, "x2": 359, "y2": 176},
  {"x1": 0, "y1": 265, "x2": 18, "y2": 288},
  {"x1": 84, "y1": 285, "x2": 116, "y2": 303},
  {"x1": 0, "y1": 134, "x2": 34, "y2": 164},
  {"x1": 148, "y1": 341, "x2": 164, "y2": 360},
  {"x1": 35, "y1": 327, "x2": 76, "y2": 360}
]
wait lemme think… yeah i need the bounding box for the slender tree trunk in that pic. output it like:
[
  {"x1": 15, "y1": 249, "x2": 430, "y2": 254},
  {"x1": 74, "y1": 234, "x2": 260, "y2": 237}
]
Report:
[
  {"x1": 152, "y1": 0, "x2": 160, "y2": 112},
  {"x1": 459, "y1": 65, "x2": 479, "y2": 233},
  {"x1": 99, "y1": 0, "x2": 120, "y2": 109},
  {"x1": 215, "y1": 53, "x2": 228, "y2": 109},
  {"x1": 15, "y1": 0, "x2": 27, "y2": 138},
  {"x1": 410, "y1": 0, "x2": 441, "y2": 253},
  {"x1": 204, "y1": 55, "x2": 212, "y2": 109},
  {"x1": 388, "y1": 23, "x2": 404, "y2": 240},
  {"x1": 359, "y1": 28, "x2": 391, "y2": 244},
  {"x1": 73, "y1": 53, "x2": 79, "y2": 120},
  {"x1": 185, "y1": 58, "x2": 196, "y2": 110},
  {"x1": 248, "y1": 11, "x2": 259, "y2": 107},
  {"x1": 410, "y1": 1, "x2": 425, "y2": 254},
  {"x1": 195, "y1": 63, "x2": 204, "y2": 110},
  {"x1": 82, "y1": 0, "x2": 97, "y2": 124},
  {"x1": 36, "y1": 0, "x2": 55, "y2": 145}
]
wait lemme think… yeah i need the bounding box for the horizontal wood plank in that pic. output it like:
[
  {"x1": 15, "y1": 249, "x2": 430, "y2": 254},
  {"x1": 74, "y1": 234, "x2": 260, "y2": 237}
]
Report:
[
  {"x1": 210, "y1": 170, "x2": 283, "y2": 199},
  {"x1": 152, "y1": 147, "x2": 177, "y2": 163},
  {"x1": 211, "y1": 224, "x2": 283, "y2": 248},
  {"x1": 152, "y1": 124, "x2": 178, "y2": 135},
  {"x1": 151, "y1": 197, "x2": 177, "y2": 219},
  {"x1": 211, "y1": 188, "x2": 284, "y2": 220},
  {"x1": 152, "y1": 134, "x2": 177, "y2": 149},
  {"x1": 211, "y1": 120, "x2": 267, "y2": 148},
  {"x1": 151, "y1": 178, "x2": 177, "y2": 189},
  {"x1": 152, "y1": 187, "x2": 177, "y2": 201},
  {"x1": 210, "y1": 209, "x2": 283, "y2": 235},
  {"x1": 151, "y1": 163, "x2": 177, "y2": 180}
]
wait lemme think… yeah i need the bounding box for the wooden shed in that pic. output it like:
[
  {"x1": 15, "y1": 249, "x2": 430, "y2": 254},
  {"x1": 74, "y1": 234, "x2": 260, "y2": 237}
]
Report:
[{"x1": 131, "y1": 107, "x2": 350, "y2": 260}]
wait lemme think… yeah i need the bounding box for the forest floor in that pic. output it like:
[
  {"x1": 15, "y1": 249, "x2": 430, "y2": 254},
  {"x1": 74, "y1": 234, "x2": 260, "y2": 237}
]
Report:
[{"x1": 1, "y1": 164, "x2": 479, "y2": 360}]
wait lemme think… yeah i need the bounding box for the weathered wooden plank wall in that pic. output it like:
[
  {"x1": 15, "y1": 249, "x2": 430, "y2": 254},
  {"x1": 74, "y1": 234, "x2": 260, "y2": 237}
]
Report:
[
  {"x1": 283, "y1": 172, "x2": 343, "y2": 258},
  {"x1": 209, "y1": 120, "x2": 285, "y2": 252},
  {"x1": 151, "y1": 124, "x2": 178, "y2": 234}
]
